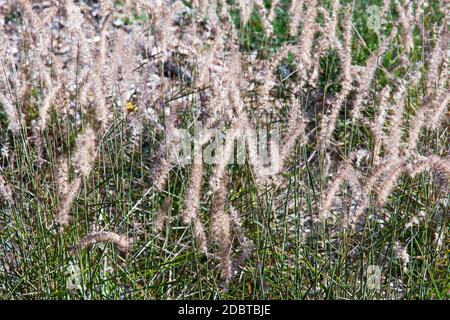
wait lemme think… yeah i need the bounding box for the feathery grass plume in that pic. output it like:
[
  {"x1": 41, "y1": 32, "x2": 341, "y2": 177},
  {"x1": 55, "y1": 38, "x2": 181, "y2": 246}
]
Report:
[
  {"x1": 237, "y1": 0, "x2": 254, "y2": 26},
  {"x1": 56, "y1": 127, "x2": 97, "y2": 227},
  {"x1": 364, "y1": 86, "x2": 391, "y2": 163},
  {"x1": 191, "y1": 218, "x2": 208, "y2": 254},
  {"x1": 288, "y1": 0, "x2": 304, "y2": 36},
  {"x1": 351, "y1": 27, "x2": 397, "y2": 120},
  {"x1": 319, "y1": 0, "x2": 340, "y2": 47},
  {"x1": 56, "y1": 156, "x2": 70, "y2": 198},
  {"x1": 380, "y1": 0, "x2": 392, "y2": 19},
  {"x1": 396, "y1": 0, "x2": 414, "y2": 54},
  {"x1": 108, "y1": 29, "x2": 140, "y2": 102},
  {"x1": 426, "y1": 24, "x2": 448, "y2": 93},
  {"x1": 99, "y1": 0, "x2": 113, "y2": 15},
  {"x1": 151, "y1": 101, "x2": 185, "y2": 192},
  {"x1": 182, "y1": 156, "x2": 208, "y2": 253},
  {"x1": 65, "y1": 0, "x2": 87, "y2": 37},
  {"x1": 279, "y1": 99, "x2": 307, "y2": 169},
  {"x1": 17, "y1": 0, "x2": 52, "y2": 50},
  {"x1": 17, "y1": 0, "x2": 43, "y2": 30},
  {"x1": 350, "y1": 154, "x2": 402, "y2": 227},
  {"x1": 405, "y1": 102, "x2": 427, "y2": 154},
  {"x1": 221, "y1": 49, "x2": 280, "y2": 183},
  {"x1": 268, "y1": 0, "x2": 280, "y2": 25},
  {"x1": 229, "y1": 205, "x2": 254, "y2": 261},
  {"x1": 295, "y1": 0, "x2": 318, "y2": 84},
  {"x1": 375, "y1": 162, "x2": 405, "y2": 207},
  {"x1": 72, "y1": 127, "x2": 97, "y2": 178},
  {"x1": 0, "y1": 45, "x2": 22, "y2": 134},
  {"x1": 150, "y1": 0, "x2": 185, "y2": 53},
  {"x1": 194, "y1": 0, "x2": 208, "y2": 14},
  {"x1": 414, "y1": 0, "x2": 425, "y2": 19},
  {"x1": 196, "y1": 27, "x2": 224, "y2": 88},
  {"x1": 427, "y1": 56, "x2": 449, "y2": 130},
  {"x1": 385, "y1": 81, "x2": 407, "y2": 157},
  {"x1": 310, "y1": 1, "x2": 342, "y2": 82},
  {"x1": 218, "y1": 0, "x2": 230, "y2": 20},
  {"x1": 91, "y1": 71, "x2": 112, "y2": 131},
  {"x1": 391, "y1": 65, "x2": 423, "y2": 143},
  {"x1": 412, "y1": 0, "x2": 430, "y2": 50},
  {"x1": 70, "y1": 231, "x2": 133, "y2": 253},
  {"x1": 99, "y1": 9, "x2": 112, "y2": 67},
  {"x1": 0, "y1": 173, "x2": 13, "y2": 205},
  {"x1": 258, "y1": 44, "x2": 297, "y2": 114},
  {"x1": 226, "y1": 75, "x2": 274, "y2": 183},
  {"x1": 211, "y1": 176, "x2": 232, "y2": 286},
  {"x1": 429, "y1": 90, "x2": 449, "y2": 131},
  {"x1": 254, "y1": 0, "x2": 273, "y2": 34},
  {"x1": 406, "y1": 155, "x2": 450, "y2": 180},
  {"x1": 209, "y1": 127, "x2": 238, "y2": 192},
  {"x1": 406, "y1": 59, "x2": 447, "y2": 152},
  {"x1": 220, "y1": 205, "x2": 256, "y2": 286},
  {"x1": 31, "y1": 120, "x2": 44, "y2": 165},
  {"x1": 18, "y1": 0, "x2": 65, "y2": 134},
  {"x1": 393, "y1": 241, "x2": 410, "y2": 272},
  {"x1": 353, "y1": 66, "x2": 420, "y2": 213},
  {"x1": 65, "y1": 0, "x2": 112, "y2": 130},
  {"x1": 319, "y1": 157, "x2": 362, "y2": 221},
  {"x1": 338, "y1": 5, "x2": 353, "y2": 81},
  {"x1": 153, "y1": 197, "x2": 172, "y2": 234},
  {"x1": 361, "y1": 80, "x2": 409, "y2": 211},
  {"x1": 0, "y1": 91, "x2": 21, "y2": 133},
  {"x1": 227, "y1": 42, "x2": 246, "y2": 88},
  {"x1": 319, "y1": 6, "x2": 353, "y2": 150},
  {"x1": 151, "y1": 144, "x2": 174, "y2": 192},
  {"x1": 18, "y1": 0, "x2": 60, "y2": 75},
  {"x1": 56, "y1": 177, "x2": 81, "y2": 227},
  {"x1": 37, "y1": 83, "x2": 63, "y2": 131},
  {"x1": 368, "y1": 86, "x2": 391, "y2": 144}
]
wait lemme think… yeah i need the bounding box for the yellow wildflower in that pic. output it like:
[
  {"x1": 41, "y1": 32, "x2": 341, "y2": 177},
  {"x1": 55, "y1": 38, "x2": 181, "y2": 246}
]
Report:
[{"x1": 125, "y1": 101, "x2": 137, "y2": 113}]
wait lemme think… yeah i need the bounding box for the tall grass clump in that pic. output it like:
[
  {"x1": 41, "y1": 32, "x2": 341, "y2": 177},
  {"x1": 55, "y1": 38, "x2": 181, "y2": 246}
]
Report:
[{"x1": 0, "y1": 0, "x2": 448, "y2": 299}]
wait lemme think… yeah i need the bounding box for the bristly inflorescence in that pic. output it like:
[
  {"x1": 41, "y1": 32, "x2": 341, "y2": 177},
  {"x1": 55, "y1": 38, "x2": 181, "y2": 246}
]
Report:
[{"x1": 0, "y1": 0, "x2": 448, "y2": 291}]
